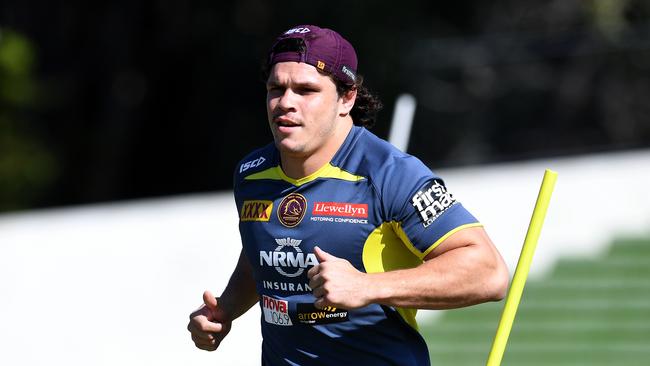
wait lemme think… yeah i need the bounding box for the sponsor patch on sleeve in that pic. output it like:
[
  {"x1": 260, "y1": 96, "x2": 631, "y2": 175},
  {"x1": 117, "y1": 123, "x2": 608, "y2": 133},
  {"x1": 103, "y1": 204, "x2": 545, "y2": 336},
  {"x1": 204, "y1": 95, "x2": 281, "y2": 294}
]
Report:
[
  {"x1": 294, "y1": 303, "x2": 349, "y2": 325},
  {"x1": 411, "y1": 179, "x2": 456, "y2": 227},
  {"x1": 262, "y1": 295, "x2": 293, "y2": 326}
]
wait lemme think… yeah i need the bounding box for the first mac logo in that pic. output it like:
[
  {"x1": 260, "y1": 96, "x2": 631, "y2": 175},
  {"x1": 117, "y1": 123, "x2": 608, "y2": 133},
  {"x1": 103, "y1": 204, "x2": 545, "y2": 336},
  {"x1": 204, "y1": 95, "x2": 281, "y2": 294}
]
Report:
[{"x1": 241, "y1": 200, "x2": 273, "y2": 222}]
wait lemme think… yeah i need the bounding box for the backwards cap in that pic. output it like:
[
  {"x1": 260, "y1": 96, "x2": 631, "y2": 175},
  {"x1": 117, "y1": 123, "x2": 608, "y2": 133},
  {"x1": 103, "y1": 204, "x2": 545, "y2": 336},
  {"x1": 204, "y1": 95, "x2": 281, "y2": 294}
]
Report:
[{"x1": 267, "y1": 25, "x2": 358, "y2": 86}]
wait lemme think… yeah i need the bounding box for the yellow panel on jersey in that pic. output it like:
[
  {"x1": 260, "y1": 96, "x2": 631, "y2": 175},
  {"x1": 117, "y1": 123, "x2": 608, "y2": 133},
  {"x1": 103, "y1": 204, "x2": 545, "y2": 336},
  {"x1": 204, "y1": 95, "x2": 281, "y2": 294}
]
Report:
[
  {"x1": 392, "y1": 221, "x2": 484, "y2": 259},
  {"x1": 245, "y1": 163, "x2": 365, "y2": 186},
  {"x1": 362, "y1": 221, "x2": 485, "y2": 330},
  {"x1": 362, "y1": 222, "x2": 423, "y2": 330}
]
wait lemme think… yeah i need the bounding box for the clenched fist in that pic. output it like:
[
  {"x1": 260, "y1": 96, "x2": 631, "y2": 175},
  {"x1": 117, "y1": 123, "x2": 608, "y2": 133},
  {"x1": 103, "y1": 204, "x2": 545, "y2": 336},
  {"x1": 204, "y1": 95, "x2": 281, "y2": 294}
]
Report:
[
  {"x1": 187, "y1": 290, "x2": 232, "y2": 351},
  {"x1": 307, "y1": 246, "x2": 373, "y2": 309}
]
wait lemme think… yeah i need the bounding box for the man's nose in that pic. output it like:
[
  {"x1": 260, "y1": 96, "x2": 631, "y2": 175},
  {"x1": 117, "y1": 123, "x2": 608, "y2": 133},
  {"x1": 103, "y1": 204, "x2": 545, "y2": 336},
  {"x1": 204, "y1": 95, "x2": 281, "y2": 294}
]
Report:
[{"x1": 277, "y1": 89, "x2": 297, "y2": 111}]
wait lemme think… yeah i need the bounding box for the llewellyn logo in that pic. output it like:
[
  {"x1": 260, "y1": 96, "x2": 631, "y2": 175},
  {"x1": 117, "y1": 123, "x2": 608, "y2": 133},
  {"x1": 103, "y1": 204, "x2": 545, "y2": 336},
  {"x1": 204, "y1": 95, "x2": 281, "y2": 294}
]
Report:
[
  {"x1": 277, "y1": 193, "x2": 307, "y2": 227},
  {"x1": 312, "y1": 202, "x2": 368, "y2": 218},
  {"x1": 241, "y1": 200, "x2": 273, "y2": 222}
]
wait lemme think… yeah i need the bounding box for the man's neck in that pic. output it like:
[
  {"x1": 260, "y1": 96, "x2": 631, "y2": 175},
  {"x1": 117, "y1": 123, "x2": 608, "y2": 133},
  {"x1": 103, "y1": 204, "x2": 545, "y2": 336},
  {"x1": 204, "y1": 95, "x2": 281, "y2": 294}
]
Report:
[{"x1": 280, "y1": 121, "x2": 353, "y2": 180}]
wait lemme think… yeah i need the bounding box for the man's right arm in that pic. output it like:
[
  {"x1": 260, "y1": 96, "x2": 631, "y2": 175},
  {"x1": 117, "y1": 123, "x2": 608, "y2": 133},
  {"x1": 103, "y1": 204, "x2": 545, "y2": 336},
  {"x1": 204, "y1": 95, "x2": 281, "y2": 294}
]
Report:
[{"x1": 187, "y1": 249, "x2": 258, "y2": 351}]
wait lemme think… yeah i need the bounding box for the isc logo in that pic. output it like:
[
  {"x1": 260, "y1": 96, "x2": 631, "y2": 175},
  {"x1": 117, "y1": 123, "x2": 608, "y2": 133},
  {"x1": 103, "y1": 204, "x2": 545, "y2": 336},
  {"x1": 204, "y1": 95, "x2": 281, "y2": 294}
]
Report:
[
  {"x1": 284, "y1": 27, "x2": 310, "y2": 35},
  {"x1": 241, "y1": 200, "x2": 273, "y2": 222},
  {"x1": 239, "y1": 156, "x2": 266, "y2": 173}
]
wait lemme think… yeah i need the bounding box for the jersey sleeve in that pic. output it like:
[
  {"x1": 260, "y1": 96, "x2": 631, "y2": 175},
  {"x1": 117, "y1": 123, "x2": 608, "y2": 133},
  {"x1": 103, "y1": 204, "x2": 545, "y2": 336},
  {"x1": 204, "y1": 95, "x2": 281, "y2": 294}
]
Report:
[{"x1": 379, "y1": 155, "x2": 481, "y2": 259}]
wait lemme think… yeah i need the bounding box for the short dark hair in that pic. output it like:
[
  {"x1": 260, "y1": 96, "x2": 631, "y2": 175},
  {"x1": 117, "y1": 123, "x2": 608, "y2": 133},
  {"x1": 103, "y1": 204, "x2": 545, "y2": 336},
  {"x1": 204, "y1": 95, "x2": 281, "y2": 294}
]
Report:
[{"x1": 261, "y1": 38, "x2": 383, "y2": 128}]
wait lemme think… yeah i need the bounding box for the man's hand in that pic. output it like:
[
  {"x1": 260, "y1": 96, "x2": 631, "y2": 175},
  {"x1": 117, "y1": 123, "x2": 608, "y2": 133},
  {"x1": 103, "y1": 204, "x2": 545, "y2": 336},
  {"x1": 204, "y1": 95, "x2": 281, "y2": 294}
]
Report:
[
  {"x1": 307, "y1": 246, "x2": 372, "y2": 309},
  {"x1": 187, "y1": 290, "x2": 232, "y2": 351}
]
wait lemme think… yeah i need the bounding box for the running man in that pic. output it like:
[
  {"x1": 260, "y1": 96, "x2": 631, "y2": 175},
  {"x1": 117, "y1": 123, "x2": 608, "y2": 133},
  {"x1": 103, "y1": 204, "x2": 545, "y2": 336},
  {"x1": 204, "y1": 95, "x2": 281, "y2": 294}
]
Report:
[{"x1": 188, "y1": 24, "x2": 509, "y2": 365}]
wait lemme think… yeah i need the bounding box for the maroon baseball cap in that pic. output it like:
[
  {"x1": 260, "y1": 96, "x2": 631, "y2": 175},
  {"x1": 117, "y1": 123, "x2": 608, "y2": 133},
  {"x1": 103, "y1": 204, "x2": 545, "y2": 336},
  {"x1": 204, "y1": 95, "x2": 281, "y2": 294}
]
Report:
[{"x1": 267, "y1": 25, "x2": 358, "y2": 86}]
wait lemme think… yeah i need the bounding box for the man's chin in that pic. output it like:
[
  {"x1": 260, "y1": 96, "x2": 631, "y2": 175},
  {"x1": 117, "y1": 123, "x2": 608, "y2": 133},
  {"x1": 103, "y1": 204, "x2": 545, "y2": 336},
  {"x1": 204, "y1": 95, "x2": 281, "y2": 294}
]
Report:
[{"x1": 275, "y1": 140, "x2": 307, "y2": 157}]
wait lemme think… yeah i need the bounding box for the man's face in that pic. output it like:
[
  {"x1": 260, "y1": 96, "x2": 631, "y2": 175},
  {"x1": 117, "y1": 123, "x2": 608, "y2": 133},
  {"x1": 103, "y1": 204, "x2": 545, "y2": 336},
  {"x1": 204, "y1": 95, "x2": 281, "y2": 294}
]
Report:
[{"x1": 266, "y1": 62, "x2": 348, "y2": 159}]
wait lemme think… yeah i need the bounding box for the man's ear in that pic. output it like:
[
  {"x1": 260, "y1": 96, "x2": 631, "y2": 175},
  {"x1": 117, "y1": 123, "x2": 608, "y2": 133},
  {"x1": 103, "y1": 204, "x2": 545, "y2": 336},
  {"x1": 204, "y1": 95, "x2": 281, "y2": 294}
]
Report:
[{"x1": 339, "y1": 88, "x2": 357, "y2": 117}]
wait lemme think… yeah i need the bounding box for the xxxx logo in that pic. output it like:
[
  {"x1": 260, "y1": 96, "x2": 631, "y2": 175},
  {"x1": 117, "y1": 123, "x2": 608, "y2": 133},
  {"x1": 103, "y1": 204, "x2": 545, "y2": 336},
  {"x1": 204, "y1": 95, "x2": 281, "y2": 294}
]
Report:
[{"x1": 241, "y1": 200, "x2": 273, "y2": 222}]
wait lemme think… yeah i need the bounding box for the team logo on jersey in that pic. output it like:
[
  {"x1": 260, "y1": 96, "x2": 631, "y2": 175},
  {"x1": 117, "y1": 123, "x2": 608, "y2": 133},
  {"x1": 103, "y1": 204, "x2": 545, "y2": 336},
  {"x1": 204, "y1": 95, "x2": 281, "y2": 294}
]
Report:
[
  {"x1": 277, "y1": 193, "x2": 307, "y2": 227},
  {"x1": 295, "y1": 303, "x2": 349, "y2": 325},
  {"x1": 411, "y1": 180, "x2": 456, "y2": 227},
  {"x1": 240, "y1": 200, "x2": 273, "y2": 222},
  {"x1": 260, "y1": 237, "x2": 318, "y2": 278}
]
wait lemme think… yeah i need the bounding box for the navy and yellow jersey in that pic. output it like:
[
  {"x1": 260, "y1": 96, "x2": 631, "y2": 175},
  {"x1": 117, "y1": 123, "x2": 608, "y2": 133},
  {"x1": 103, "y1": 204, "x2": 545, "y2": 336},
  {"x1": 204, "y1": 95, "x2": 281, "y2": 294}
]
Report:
[{"x1": 234, "y1": 126, "x2": 481, "y2": 366}]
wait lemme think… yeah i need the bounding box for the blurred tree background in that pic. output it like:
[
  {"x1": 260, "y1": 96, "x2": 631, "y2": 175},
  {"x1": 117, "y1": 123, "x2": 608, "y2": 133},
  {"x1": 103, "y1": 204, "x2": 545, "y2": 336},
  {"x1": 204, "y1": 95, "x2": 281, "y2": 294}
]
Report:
[{"x1": 1, "y1": 0, "x2": 649, "y2": 212}]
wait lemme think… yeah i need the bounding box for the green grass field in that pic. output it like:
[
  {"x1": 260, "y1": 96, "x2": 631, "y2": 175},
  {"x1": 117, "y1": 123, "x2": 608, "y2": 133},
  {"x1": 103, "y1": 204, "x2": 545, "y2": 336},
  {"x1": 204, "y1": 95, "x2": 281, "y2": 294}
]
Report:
[{"x1": 420, "y1": 237, "x2": 650, "y2": 366}]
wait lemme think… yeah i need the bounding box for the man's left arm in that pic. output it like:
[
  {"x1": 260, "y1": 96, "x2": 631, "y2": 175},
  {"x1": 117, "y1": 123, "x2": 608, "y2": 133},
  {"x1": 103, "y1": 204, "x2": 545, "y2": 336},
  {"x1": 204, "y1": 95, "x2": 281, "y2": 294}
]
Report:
[{"x1": 307, "y1": 226, "x2": 509, "y2": 310}]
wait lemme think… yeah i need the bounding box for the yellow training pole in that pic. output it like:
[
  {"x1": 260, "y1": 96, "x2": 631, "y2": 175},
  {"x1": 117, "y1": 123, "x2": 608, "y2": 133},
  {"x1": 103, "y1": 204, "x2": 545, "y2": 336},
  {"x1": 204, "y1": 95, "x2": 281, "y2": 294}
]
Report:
[{"x1": 486, "y1": 169, "x2": 558, "y2": 366}]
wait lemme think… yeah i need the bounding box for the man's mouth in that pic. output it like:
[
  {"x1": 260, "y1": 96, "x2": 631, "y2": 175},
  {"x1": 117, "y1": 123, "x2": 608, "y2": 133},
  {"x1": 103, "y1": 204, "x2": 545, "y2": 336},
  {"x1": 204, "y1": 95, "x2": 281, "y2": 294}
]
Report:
[{"x1": 274, "y1": 116, "x2": 301, "y2": 129}]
